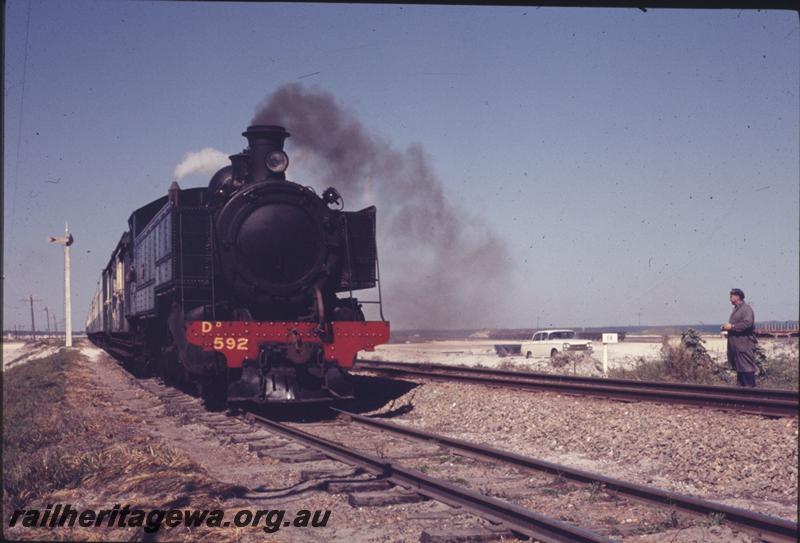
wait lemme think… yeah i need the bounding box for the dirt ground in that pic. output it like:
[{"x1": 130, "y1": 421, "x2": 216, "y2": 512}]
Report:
[
  {"x1": 2, "y1": 342, "x2": 506, "y2": 542},
  {"x1": 2, "y1": 339, "x2": 797, "y2": 542}
]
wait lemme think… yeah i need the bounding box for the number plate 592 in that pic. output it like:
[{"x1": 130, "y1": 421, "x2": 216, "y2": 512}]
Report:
[{"x1": 212, "y1": 337, "x2": 249, "y2": 351}]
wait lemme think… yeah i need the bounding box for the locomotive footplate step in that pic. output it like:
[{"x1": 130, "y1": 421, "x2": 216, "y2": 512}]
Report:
[
  {"x1": 419, "y1": 527, "x2": 517, "y2": 543},
  {"x1": 346, "y1": 489, "x2": 426, "y2": 507}
]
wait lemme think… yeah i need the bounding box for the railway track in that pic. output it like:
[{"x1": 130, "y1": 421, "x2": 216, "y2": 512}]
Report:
[
  {"x1": 118, "y1": 358, "x2": 797, "y2": 542},
  {"x1": 245, "y1": 410, "x2": 799, "y2": 542},
  {"x1": 327, "y1": 408, "x2": 799, "y2": 543},
  {"x1": 246, "y1": 412, "x2": 614, "y2": 543},
  {"x1": 353, "y1": 360, "x2": 799, "y2": 417},
  {"x1": 136, "y1": 378, "x2": 606, "y2": 542}
]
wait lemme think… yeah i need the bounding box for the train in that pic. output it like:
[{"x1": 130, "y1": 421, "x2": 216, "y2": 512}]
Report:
[{"x1": 86, "y1": 125, "x2": 390, "y2": 404}]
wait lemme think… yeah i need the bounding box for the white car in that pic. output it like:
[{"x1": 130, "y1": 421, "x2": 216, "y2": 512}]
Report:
[{"x1": 521, "y1": 329, "x2": 593, "y2": 359}]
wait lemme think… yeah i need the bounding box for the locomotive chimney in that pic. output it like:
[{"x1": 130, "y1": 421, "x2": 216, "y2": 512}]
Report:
[{"x1": 242, "y1": 125, "x2": 290, "y2": 183}]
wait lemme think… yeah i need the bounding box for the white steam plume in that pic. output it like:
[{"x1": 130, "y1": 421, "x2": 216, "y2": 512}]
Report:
[{"x1": 174, "y1": 148, "x2": 229, "y2": 180}]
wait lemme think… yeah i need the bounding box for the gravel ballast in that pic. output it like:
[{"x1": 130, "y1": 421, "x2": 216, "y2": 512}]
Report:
[{"x1": 367, "y1": 378, "x2": 798, "y2": 521}]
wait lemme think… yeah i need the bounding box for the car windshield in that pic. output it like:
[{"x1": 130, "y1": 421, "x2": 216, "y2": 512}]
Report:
[{"x1": 549, "y1": 331, "x2": 575, "y2": 339}]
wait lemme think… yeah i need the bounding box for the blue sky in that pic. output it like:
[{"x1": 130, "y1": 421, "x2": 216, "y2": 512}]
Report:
[{"x1": 4, "y1": 1, "x2": 799, "y2": 331}]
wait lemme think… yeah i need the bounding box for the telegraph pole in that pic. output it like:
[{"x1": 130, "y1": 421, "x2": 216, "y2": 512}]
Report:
[
  {"x1": 30, "y1": 295, "x2": 36, "y2": 339},
  {"x1": 21, "y1": 295, "x2": 41, "y2": 340},
  {"x1": 43, "y1": 306, "x2": 50, "y2": 336},
  {"x1": 49, "y1": 223, "x2": 75, "y2": 347}
]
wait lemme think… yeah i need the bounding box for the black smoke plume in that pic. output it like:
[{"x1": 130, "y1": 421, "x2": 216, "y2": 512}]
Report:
[{"x1": 252, "y1": 84, "x2": 514, "y2": 330}]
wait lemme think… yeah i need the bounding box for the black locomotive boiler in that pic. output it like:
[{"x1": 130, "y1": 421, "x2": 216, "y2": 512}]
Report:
[{"x1": 86, "y1": 125, "x2": 389, "y2": 403}]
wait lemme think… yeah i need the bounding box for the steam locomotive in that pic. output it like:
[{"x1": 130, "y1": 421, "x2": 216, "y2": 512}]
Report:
[{"x1": 86, "y1": 125, "x2": 389, "y2": 403}]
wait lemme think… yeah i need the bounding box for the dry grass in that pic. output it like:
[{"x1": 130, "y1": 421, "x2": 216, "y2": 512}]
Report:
[
  {"x1": 3, "y1": 350, "x2": 245, "y2": 542},
  {"x1": 758, "y1": 351, "x2": 800, "y2": 390},
  {"x1": 609, "y1": 346, "x2": 723, "y2": 384},
  {"x1": 3, "y1": 350, "x2": 90, "y2": 511},
  {"x1": 609, "y1": 336, "x2": 799, "y2": 389}
]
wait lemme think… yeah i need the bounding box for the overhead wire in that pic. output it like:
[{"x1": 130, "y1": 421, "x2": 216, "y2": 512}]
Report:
[{"x1": 10, "y1": 0, "x2": 33, "y2": 244}]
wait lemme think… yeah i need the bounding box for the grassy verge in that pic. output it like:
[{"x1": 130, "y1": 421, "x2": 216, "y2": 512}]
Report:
[
  {"x1": 3, "y1": 349, "x2": 245, "y2": 541},
  {"x1": 757, "y1": 351, "x2": 799, "y2": 390},
  {"x1": 3, "y1": 350, "x2": 88, "y2": 512},
  {"x1": 609, "y1": 340, "x2": 799, "y2": 390}
]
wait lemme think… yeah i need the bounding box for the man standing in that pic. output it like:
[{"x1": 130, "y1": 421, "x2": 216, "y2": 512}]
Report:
[{"x1": 721, "y1": 288, "x2": 757, "y2": 387}]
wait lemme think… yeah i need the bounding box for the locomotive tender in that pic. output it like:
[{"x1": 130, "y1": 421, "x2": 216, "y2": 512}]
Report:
[{"x1": 86, "y1": 125, "x2": 389, "y2": 403}]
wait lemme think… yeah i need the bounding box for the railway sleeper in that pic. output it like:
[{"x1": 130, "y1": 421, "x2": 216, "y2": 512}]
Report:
[
  {"x1": 326, "y1": 480, "x2": 394, "y2": 493},
  {"x1": 248, "y1": 440, "x2": 294, "y2": 452},
  {"x1": 197, "y1": 414, "x2": 234, "y2": 424},
  {"x1": 259, "y1": 449, "x2": 329, "y2": 463},
  {"x1": 213, "y1": 424, "x2": 260, "y2": 435},
  {"x1": 227, "y1": 432, "x2": 276, "y2": 443},
  {"x1": 298, "y1": 468, "x2": 362, "y2": 481},
  {"x1": 420, "y1": 527, "x2": 517, "y2": 543},
  {"x1": 347, "y1": 489, "x2": 426, "y2": 507},
  {"x1": 483, "y1": 485, "x2": 539, "y2": 500}
]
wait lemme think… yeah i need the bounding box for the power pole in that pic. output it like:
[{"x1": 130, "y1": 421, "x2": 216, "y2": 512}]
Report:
[
  {"x1": 21, "y1": 295, "x2": 42, "y2": 340},
  {"x1": 43, "y1": 306, "x2": 50, "y2": 336},
  {"x1": 49, "y1": 223, "x2": 75, "y2": 347}
]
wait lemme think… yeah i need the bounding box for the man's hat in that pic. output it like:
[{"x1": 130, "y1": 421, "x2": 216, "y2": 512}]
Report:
[{"x1": 730, "y1": 288, "x2": 745, "y2": 299}]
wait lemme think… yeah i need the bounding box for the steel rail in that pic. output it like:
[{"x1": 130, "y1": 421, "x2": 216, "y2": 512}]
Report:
[
  {"x1": 354, "y1": 360, "x2": 798, "y2": 417},
  {"x1": 333, "y1": 408, "x2": 799, "y2": 543},
  {"x1": 356, "y1": 360, "x2": 798, "y2": 400},
  {"x1": 245, "y1": 412, "x2": 615, "y2": 543}
]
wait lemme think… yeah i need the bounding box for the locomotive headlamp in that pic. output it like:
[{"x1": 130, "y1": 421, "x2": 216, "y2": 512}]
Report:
[{"x1": 265, "y1": 150, "x2": 289, "y2": 173}]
